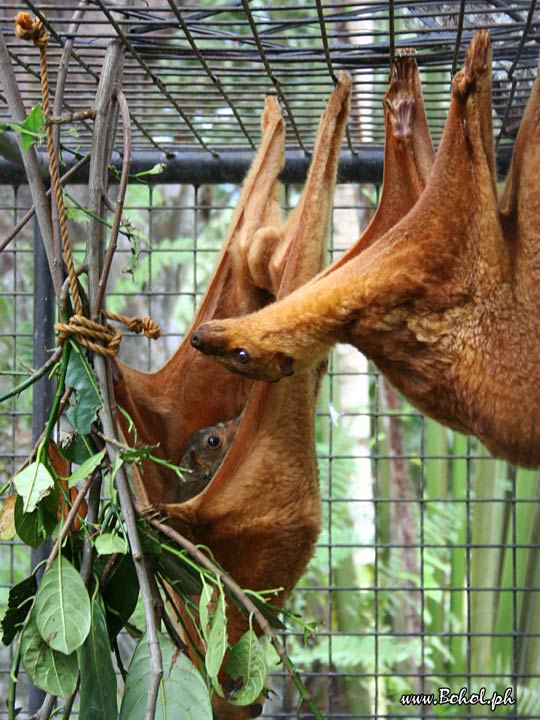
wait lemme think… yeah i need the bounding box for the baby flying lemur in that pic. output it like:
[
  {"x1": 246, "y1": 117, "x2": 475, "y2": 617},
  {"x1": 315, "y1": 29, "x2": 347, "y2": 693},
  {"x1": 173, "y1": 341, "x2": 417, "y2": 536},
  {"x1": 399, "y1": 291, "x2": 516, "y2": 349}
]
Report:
[{"x1": 176, "y1": 416, "x2": 240, "y2": 501}]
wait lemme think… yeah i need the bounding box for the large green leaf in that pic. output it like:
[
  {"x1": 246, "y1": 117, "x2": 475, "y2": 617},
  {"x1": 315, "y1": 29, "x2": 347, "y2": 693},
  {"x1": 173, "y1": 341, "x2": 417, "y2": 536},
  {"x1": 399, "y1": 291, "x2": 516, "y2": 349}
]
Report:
[
  {"x1": 119, "y1": 633, "x2": 212, "y2": 720},
  {"x1": 225, "y1": 630, "x2": 267, "y2": 706},
  {"x1": 20, "y1": 611, "x2": 78, "y2": 698},
  {"x1": 65, "y1": 348, "x2": 101, "y2": 435},
  {"x1": 1, "y1": 574, "x2": 37, "y2": 646},
  {"x1": 34, "y1": 557, "x2": 91, "y2": 654},
  {"x1": 79, "y1": 595, "x2": 117, "y2": 720},
  {"x1": 13, "y1": 461, "x2": 54, "y2": 513}
]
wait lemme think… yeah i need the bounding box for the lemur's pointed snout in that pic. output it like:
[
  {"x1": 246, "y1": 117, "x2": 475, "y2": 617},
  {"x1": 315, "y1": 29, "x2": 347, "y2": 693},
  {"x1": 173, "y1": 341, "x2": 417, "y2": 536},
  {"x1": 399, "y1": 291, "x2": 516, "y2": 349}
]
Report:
[{"x1": 190, "y1": 323, "x2": 228, "y2": 355}]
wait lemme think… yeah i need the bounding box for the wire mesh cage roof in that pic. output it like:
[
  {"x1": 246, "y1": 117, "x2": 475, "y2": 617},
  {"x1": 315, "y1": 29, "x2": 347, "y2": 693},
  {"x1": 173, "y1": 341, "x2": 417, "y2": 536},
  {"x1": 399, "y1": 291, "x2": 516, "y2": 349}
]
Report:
[{"x1": 1, "y1": 0, "x2": 539, "y2": 183}]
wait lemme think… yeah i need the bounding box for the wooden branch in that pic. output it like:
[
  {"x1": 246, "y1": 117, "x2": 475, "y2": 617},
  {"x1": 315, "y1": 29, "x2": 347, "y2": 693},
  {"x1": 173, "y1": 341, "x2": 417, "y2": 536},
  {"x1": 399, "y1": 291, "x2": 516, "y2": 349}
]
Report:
[
  {"x1": 27, "y1": 695, "x2": 55, "y2": 720},
  {"x1": 85, "y1": 25, "x2": 125, "y2": 315},
  {"x1": 92, "y1": 88, "x2": 131, "y2": 317},
  {"x1": 48, "y1": 109, "x2": 95, "y2": 125},
  {"x1": 84, "y1": 4, "x2": 162, "y2": 717}
]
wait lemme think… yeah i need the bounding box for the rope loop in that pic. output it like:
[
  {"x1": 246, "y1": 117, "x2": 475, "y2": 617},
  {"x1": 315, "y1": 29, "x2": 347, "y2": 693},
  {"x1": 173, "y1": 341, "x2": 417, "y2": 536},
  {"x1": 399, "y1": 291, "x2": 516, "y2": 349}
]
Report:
[
  {"x1": 103, "y1": 310, "x2": 162, "y2": 340},
  {"x1": 54, "y1": 313, "x2": 162, "y2": 357},
  {"x1": 15, "y1": 13, "x2": 50, "y2": 47},
  {"x1": 55, "y1": 315, "x2": 122, "y2": 358}
]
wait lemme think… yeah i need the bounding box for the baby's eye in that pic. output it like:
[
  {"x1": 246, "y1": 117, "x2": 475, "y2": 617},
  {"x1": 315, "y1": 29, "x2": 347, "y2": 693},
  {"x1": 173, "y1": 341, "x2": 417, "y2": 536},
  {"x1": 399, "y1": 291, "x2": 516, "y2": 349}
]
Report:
[
  {"x1": 235, "y1": 348, "x2": 250, "y2": 365},
  {"x1": 207, "y1": 435, "x2": 221, "y2": 449}
]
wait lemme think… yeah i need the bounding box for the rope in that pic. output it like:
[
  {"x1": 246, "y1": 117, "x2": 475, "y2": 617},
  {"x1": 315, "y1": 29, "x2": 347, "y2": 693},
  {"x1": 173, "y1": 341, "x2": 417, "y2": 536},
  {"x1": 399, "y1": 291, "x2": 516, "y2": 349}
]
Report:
[
  {"x1": 54, "y1": 312, "x2": 161, "y2": 358},
  {"x1": 16, "y1": 12, "x2": 82, "y2": 316},
  {"x1": 102, "y1": 311, "x2": 162, "y2": 340},
  {"x1": 15, "y1": 13, "x2": 161, "y2": 357}
]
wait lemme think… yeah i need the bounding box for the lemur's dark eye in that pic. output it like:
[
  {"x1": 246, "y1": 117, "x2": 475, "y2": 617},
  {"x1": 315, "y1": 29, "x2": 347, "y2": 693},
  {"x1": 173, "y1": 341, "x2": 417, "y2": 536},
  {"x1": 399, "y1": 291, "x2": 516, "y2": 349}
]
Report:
[
  {"x1": 207, "y1": 435, "x2": 221, "y2": 448},
  {"x1": 235, "y1": 348, "x2": 250, "y2": 364}
]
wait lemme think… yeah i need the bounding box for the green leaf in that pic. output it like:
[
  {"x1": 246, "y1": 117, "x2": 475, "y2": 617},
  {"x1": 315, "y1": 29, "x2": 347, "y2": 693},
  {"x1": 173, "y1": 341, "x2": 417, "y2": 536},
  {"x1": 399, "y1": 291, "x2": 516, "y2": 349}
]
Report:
[
  {"x1": 65, "y1": 347, "x2": 101, "y2": 435},
  {"x1": 100, "y1": 554, "x2": 139, "y2": 639},
  {"x1": 19, "y1": 103, "x2": 45, "y2": 151},
  {"x1": 67, "y1": 449, "x2": 105, "y2": 488},
  {"x1": 199, "y1": 580, "x2": 213, "y2": 643},
  {"x1": 205, "y1": 592, "x2": 228, "y2": 682},
  {"x1": 13, "y1": 461, "x2": 54, "y2": 513},
  {"x1": 79, "y1": 594, "x2": 117, "y2": 720},
  {"x1": 13, "y1": 492, "x2": 58, "y2": 548},
  {"x1": 21, "y1": 610, "x2": 79, "y2": 698},
  {"x1": 34, "y1": 557, "x2": 91, "y2": 654},
  {"x1": 60, "y1": 433, "x2": 97, "y2": 465},
  {"x1": 132, "y1": 162, "x2": 166, "y2": 178},
  {"x1": 225, "y1": 630, "x2": 267, "y2": 706},
  {"x1": 95, "y1": 532, "x2": 128, "y2": 556},
  {"x1": 1, "y1": 574, "x2": 37, "y2": 646},
  {"x1": 119, "y1": 632, "x2": 212, "y2": 720},
  {"x1": 138, "y1": 523, "x2": 162, "y2": 554}
]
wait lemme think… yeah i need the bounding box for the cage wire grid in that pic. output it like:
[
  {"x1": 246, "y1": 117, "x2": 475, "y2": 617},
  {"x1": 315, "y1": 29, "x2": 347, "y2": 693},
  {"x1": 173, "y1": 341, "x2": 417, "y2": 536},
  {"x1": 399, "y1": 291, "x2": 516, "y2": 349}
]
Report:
[{"x1": 1, "y1": 0, "x2": 540, "y2": 719}]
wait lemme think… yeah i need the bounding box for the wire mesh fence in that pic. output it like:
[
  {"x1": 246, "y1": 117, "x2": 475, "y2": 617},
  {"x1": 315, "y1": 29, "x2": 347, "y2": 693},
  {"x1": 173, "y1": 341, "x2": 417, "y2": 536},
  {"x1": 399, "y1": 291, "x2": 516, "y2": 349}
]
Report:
[{"x1": 1, "y1": 0, "x2": 540, "y2": 718}]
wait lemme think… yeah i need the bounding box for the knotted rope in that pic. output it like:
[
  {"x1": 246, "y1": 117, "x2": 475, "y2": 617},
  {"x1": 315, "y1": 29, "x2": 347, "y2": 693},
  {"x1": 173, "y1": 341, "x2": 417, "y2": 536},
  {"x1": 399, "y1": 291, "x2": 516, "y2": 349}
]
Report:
[
  {"x1": 54, "y1": 312, "x2": 161, "y2": 358},
  {"x1": 15, "y1": 13, "x2": 161, "y2": 356}
]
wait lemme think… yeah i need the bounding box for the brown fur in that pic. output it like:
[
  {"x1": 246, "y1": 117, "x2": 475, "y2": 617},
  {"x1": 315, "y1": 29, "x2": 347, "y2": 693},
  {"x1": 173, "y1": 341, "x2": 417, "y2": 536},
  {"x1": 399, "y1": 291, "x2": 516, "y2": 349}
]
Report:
[
  {"x1": 114, "y1": 75, "x2": 352, "y2": 718},
  {"x1": 192, "y1": 32, "x2": 540, "y2": 469}
]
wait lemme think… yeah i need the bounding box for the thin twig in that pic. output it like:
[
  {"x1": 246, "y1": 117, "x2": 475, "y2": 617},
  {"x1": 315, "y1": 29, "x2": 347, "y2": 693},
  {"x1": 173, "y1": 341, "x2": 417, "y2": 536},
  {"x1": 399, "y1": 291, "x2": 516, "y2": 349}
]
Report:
[
  {"x1": 0, "y1": 347, "x2": 62, "y2": 404},
  {"x1": 45, "y1": 472, "x2": 95, "y2": 571},
  {"x1": 48, "y1": 109, "x2": 95, "y2": 125}
]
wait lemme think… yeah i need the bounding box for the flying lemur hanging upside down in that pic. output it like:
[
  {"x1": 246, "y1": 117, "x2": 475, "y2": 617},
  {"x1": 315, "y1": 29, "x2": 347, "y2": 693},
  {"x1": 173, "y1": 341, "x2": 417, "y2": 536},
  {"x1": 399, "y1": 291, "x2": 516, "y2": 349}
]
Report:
[{"x1": 191, "y1": 30, "x2": 540, "y2": 469}]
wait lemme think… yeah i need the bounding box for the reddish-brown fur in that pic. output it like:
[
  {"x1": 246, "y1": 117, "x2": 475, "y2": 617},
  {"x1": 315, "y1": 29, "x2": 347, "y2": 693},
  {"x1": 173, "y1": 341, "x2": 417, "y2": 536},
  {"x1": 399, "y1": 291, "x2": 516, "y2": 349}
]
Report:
[
  {"x1": 192, "y1": 32, "x2": 540, "y2": 469},
  {"x1": 114, "y1": 75, "x2": 352, "y2": 718}
]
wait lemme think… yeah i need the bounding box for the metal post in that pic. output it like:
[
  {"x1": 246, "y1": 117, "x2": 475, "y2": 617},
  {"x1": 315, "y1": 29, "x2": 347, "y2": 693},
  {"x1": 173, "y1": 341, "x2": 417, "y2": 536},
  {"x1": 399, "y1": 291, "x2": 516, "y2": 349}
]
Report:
[{"x1": 29, "y1": 217, "x2": 55, "y2": 714}]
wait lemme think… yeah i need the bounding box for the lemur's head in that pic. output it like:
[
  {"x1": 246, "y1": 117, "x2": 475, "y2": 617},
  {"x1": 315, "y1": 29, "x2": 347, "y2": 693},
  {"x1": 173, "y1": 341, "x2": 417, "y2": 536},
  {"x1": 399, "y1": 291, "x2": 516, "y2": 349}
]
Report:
[{"x1": 190, "y1": 320, "x2": 295, "y2": 383}]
